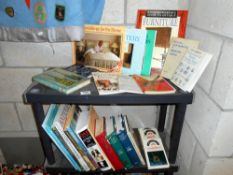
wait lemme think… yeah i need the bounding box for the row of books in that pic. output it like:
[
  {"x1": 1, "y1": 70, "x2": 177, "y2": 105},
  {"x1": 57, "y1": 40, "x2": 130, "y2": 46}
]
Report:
[{"x1": 42, "y1": 105, "x2": 169, "y2": 171}]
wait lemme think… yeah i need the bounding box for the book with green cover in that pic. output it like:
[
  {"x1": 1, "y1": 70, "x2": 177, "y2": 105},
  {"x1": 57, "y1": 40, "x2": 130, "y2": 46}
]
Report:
[
  {"x1": 106, "y1": 116, "x2": 133, "y2": 169},
  {"x1": 141, "y1": 30, "x2": 156, "y2": 76},
  {"x1": 32, "y1": 68, "x2": 91, "y2": 94}
]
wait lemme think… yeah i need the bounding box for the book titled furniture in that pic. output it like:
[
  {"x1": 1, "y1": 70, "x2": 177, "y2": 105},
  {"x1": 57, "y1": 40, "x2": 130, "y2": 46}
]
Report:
[{"x1": 23, "y1": 76, "x2": 193, "y2": 175}]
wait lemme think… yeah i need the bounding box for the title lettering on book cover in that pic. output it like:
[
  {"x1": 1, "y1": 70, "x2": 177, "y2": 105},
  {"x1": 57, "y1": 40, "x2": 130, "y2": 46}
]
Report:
[
  {"x1": 85, "y1": 26, "x2": 122, "y2": 34},
  {"x1": 146, "y1": 10, "x2": 177, "y2": 18}
]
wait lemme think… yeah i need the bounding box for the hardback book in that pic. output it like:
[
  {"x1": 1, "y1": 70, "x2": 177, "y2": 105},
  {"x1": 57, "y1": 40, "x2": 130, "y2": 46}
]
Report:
[
  {"x1": 132, "y1": 75, "x2": 176, "y2": 94},
  {"x1": 141, "y1": 30, "x2": 157, "y2": 76},
  {"x1": 123, "y1": 115, "x2": 146, "y2": 166},
  {"x1": 138, "y1": 128, "x2": 169, "y2": 170},
  {"x1": 115, "y1": 114, "x2": 142, "y2": 166},
  {"x1": 92, "y1": 72, "x2": 142, "y2": 95},
  {"x1": 122, "y1": 28, "x2": 147, "y2": 75},
  {"x1": 72, "y1": 25, "x2": 126, "y2": 73},
  {"x1": 106, "y1": 116, "x2": 133, "y2": 169},
  {"x1": 52, "y1": 104, "x2": 90, "y2": 171},
  {"x1": 63, "y1": 105, "x2": 98, "y2": 171},
  {"x1": 170, "y1": 48, "x2": 212, "y2": 92},
  {"x1": 32, "y1": 68, "x2": 91, "y2": 94},
  {"x1": 161, "y1": 38, "x2": 199, "y2": 79},
  {"x1": 95, "y1": 117, "x2": 124, "y2": 170},
  {"x1": 73, "y1": 106, "x2": 112, "y2": 171},
  {"x1": 136, "y1": 10, "x2": 188, "y2": 75},
  {"x1": 42, "y1": 104, "x2": 82, "y2": 171}
]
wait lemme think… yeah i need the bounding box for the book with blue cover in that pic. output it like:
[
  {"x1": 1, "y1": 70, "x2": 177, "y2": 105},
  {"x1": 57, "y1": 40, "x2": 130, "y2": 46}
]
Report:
[
  {"x1": 115, "y1": 114, "x2": 142, "y2": 167},
  {"x1": 122, "y1": 28, "x2": 147, "y2": 75},
  {"x1": 42, "y1": 104, "x2": 82, "y2": 171}
]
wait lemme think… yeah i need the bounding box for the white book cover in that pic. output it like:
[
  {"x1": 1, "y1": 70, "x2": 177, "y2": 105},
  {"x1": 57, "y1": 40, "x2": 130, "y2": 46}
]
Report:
[
  {"x1": 139, "y1": 128, "x2": 169, "y2": 170},
  {"x1": 161, "y1": 37, "x2": 199, "y2": 79},
  {"x1": 74, "y1": 106, "x2": 112, "y2": 171},
  {"x1": 171, "y1": 48, "x2": 212, "y2": 92},
  {"x1": 52, "y1": 104, "x2": 90, "y2": 171},
  {"x1": 92, "y1": 72, "x2": 142, "y2": 95}
]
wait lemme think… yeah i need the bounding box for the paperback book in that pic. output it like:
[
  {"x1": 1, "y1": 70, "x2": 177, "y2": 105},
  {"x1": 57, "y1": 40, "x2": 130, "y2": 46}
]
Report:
[
  {"x1": 136, "y1": 10, "x2": 188, "y2": 74},
  {"x1": 139, "y1": 128, "x2": 169, "y2": 170},
  {"x1": 42, "y1": 104, "x2": 82, "y2": 171},
  {"x1": 161, "y1": 38, "x2": 199, "y2": 79},
  {"x1": 170, "y1": 48, "x2": 212, "y2": 92},
  {"x1": 73, "y1": 106, "x2": 112, "y2": 171},
  {"x1": 122, "y1": 28, "x2": 147, "y2": 75},
  {"x1": 92, "y1": 72, "x2": 142, "y2": 95},
  {"x1": 32, "y1": 68, "x2": 91, "y2": 94},
  {"x1": 133, "y1": 75, "x2": 176, "y2": 94}
]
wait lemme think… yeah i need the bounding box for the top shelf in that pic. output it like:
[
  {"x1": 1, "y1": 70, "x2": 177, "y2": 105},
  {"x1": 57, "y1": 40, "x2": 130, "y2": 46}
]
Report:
[{"x1": 23, "y1": 81, "x2": 193, "y2": 105}]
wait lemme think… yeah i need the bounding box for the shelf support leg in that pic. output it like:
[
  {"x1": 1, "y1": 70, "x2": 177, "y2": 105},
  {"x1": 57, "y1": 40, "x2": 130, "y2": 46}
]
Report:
[
  {"x1": 169, "y1": 103, "x2": 187, "y2": 164},
  {"x1": 32, "y1": 103, "x2": 55, "y2": 164},
  {"x1": 158, "y1": 105, "x2": 168, "y2": 132}
]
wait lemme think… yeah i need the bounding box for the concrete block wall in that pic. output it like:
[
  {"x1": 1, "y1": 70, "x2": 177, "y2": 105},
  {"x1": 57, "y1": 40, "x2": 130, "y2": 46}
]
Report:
[{"x1": 0, "y1": 1, "x2": 232, "y2": 175}]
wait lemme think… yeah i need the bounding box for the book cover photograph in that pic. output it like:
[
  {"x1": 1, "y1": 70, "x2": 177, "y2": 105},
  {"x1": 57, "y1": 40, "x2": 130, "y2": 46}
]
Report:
[
  {"x1": 72, "y1": 25, "x2": 125, "y2": 73},
  {"x1": 136, "y1": 10, "x2": 188, "y2": 75}
]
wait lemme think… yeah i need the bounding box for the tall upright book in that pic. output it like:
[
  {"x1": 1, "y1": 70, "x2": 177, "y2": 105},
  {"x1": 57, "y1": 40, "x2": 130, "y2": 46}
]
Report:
[
  {"x1": 106, "y1": 116, "x2": 133, "y2": 169},
  {"x1": 122, "y1": 28, "x2": 147, "y2": 75},
  {"x1": 136, "y1": 10, "x2": 188, "y2": 74},
  {"x1": 115, "y1": 114, "x2": 142, "y2": 166},
  {"x1": 42, "y1": 104, "x2": 82, "y2": 171},
  {"x1": 141, "y1": 30, "x2": 156, "y2": 76},
  {"x1": 95, "y1": 117, "x2": 124, "y2": 170},
  {"x1": 73, "y1": 106, "x2": 112, "y2": 171},
  {"x1": 52, "y1": 104, "x2": 90, "y2": 171},
  {"x1": 63, "y1": 105, "x2": 98, "y2": 171},
  {"x1": 32, "y1": 68, "x2": 91, "y2": 94}
]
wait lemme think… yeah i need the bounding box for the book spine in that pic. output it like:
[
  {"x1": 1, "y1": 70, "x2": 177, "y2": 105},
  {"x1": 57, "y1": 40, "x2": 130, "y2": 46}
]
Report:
[
  {"x1": 107, "y1": 132, "x2": 133, "y2": 169},
  {"x1": 66, "y1": 127, "x2": 99, "y2": 170},
  {"x1": 95, "y1": 132, "x2": 124, "y2": 170},
  {"x1": 141, "y1": 30, "x2": 156, "y2": 76},
  {"x1": 65, "y1": 130, "x2": 96, "y2": 171},
  {"x1": 41, "y1": 105, "x2": 82, "y2": 171},
  {"x1": 117, "y1": 131, "x2": 141, "y2": 166},
  {"x1": 78, "y1": 129, "x2": 111, "y2": 171}
]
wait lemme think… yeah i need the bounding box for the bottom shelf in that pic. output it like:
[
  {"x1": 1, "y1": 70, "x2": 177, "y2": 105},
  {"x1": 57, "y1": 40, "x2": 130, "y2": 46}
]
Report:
[{"x1": 44, "y1": 148, "x2": 178, "y2": 174}]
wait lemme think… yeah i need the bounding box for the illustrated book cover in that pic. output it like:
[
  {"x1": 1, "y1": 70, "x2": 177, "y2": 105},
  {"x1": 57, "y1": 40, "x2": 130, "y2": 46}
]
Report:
[
  {"x1": 139, "y1": 128, "x2": 169, "y2": 170},
  {"x1": 171, "y1": 48, "x2": 212, "y2": 92},
  {"x1": 115, "y1": 114, "x2": 143, "y2": 166},
  {"x1": 42, "y1": 104, "x2": 82, "y2": 171},
  {"x1": 95, "y1": 117, "x2": 124, "y2": 170},
  {"x1": 161, "y1": 38, "x2": 199, "y2": 79},
  {"x1": 92, "y1": 72, "x2": 142, "y2": 95},
  {"x1": 73, "y1": 106, "x2": 113, "y2": 171},
  {"x1": 122, "y1": 28, "x2": 147, "y2": 75},
  {"x1": 52, "y1": 104, "x2": 90, "y2": 171},
  {"x1": 133, "y1": 75, "x2": 176, "y2": 94},
  {"x1": 141, "y1": 30, "x2": 156, "y2": 76},
  {"x1": 32, "y1": 68, "x2": 91, "y2": 94},
  {"x1": 106, "y1": 116, "x2": 133, "y2": 169},
  {"x1": 63, "y1": 105, "x2": 98, "y2": 171},
  {"x1": 72, "y1": 25, "x2": 126, "y2": 73},
  {"x1": 136, "y1": 10, "x2": 188, "y2": 74}
]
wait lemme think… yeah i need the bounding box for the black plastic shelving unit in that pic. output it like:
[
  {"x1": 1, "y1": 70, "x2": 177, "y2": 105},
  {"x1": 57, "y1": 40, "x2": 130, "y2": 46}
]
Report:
[{"x1": 23, "y1": 80, "x2": 193, "y2": 175}]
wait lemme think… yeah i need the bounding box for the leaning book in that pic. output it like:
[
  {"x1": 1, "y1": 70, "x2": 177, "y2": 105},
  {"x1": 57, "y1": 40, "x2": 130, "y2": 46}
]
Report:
[
  {"x1": 32, "y1": 68, "x2": 90, "y2": 94},
  {"x1": 42, "y1": 104, "x2": 82, "y2": 171},
  {"x1": 136, "y1": 10, "x2": 188, "y2": 75}
]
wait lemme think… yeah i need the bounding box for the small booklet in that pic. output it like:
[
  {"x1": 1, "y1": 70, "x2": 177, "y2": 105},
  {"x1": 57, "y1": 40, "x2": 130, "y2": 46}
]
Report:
[
  {"x1": 92, "y1": 72, "x2": 142, "y2": 95},
  {"x1": 139, "y1": 128, "x2": 170, "y2": 170}
]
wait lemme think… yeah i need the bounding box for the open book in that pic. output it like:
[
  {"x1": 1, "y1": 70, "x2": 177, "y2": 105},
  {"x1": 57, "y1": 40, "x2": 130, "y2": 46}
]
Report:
[{"x1": 92, "y1": 72, "x2": 142, "y2": 95}]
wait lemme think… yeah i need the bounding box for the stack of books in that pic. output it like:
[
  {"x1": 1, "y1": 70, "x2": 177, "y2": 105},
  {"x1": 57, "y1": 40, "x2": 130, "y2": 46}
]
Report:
[{"x1": 42, "y1": 105, "x2": 169, "y2": 172}]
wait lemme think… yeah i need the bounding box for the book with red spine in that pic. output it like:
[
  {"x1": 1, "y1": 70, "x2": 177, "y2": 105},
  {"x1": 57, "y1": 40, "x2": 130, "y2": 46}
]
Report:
[{"x1": 95, "y1": 117, "x2": 124, "y2": 170}]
